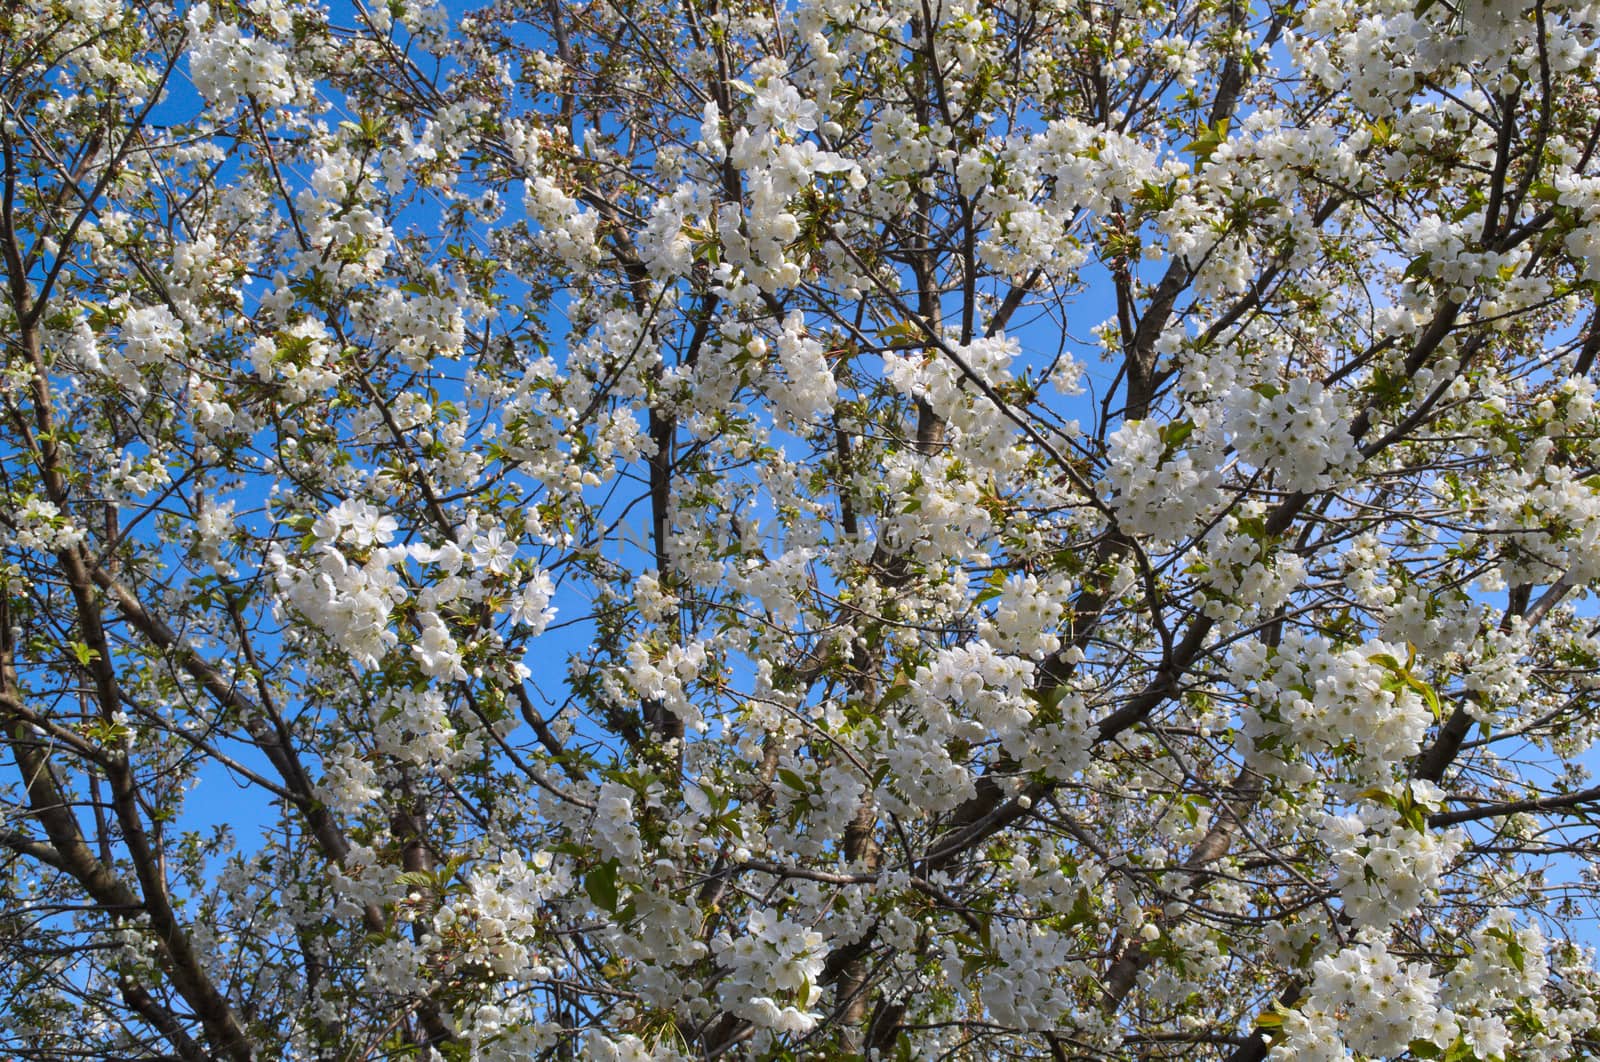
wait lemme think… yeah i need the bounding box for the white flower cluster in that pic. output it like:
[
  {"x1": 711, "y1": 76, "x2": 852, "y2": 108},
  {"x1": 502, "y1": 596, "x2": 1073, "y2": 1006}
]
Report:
[
  {"x1": 434, "y1": 851, "x2": 569, "y2": 981},
  {"x1": 592, "y1": 782, "x2": 643, "y2": 864},
  {"x1": 712, "y1": 909, "x2": 826, "y2": 1034},
  {"x1": 9, "y1": 497, "x2": 87, "y2": 553},
  {"x1": 631, "y1": 572, "x2": 678, "y2": 625},
  {"x1": 767, "y1": 313, "x2": 837, "y2": 427},
  {"x1": 108, "y1": 915, "x2": 162, "y2": 979},
  {"x1": 1277, "y1": 933, "x2": 1450, "y2": 1061},
  {"x1": 593, "y1": 408, "x2": 651, "y2": 467},
  {"x1": 1105, "y1": 418, "x2": 1223, "y2": 541},
  {"x1": 1192, "y1": 512, "x2": 1309, "y2": 628},
  {"x1": 729, "y1": 546, "x2": 818, "y2": 627},
  {"x1": 878, "y1": 452, "x2": 994, "y2": 566},
  {"x1": 1233, "y1": 634, "x2": 1434, "y2": 786},
  {"x1": 750, "y1": 74, "x2": 819, "y2": 137},
  {"x1": 368, "y1": 686, "x2": 460, "y2": 767},
  {"x1": 718, "y1": 152, "x2": 856, "y2": 296},
  {"x1": 624, "y1": 640, "x2": 710, "y2": 729},
  {"x1": 1290, "y1": 5, "x2": 1425, "y2": 115},
  {"x1": 1484, "y1": 459, "x2": 1600, "y2": 586},
  {"x1": 877, "y1": 641, "x2": 1046, "y2": 813},
  {"x1": 362, "y1": 287, "x2": 467, "y2": 371},
  {"x1": 1404, "y1": 213, "x2": 1523, "y2": 301},
  {"x1": 317, "y1": 743, "x2": 383, "y2": 817},
  {"x1": 188, "y1": 372, "x2": 241, "y2": 441},
  {"x1": 1462, "y1": 622, "x2": 1533, "y2": 724},
  {"x1": 882, "y1": 332, "x2": 1032, "y2": 474},
  {"x1": 522, "y1": 166, "x2": 601, "y2": 272},
  {"x1": 109, "y1": 444, "x2": 175, "y2": 499},
  {"x1": 980, "y1": 117, "x2": 1175, "y2": 275},
  {"x1": 292, "y1": 149, "x2": 393, "y2": 283},
  {"x1": 102, "y1": 304, "x2": 184, "y2": 395},
  {"x1": 411, "y1": 611, "x2": 465, "y2": 680},
  {"x1": 1380, "y1": 578, "x2": 1479, "y2": 660},
  {"x1": 192, "y1": 498, "x2": 236, "y2": 575},
  {"x1": 979, "y1": 920, "x2": 1079, "y2": 1031},
  {"x1": 637, "y1": 183, "x2": 700, "y2": 278},
  {"x1": 270, "y1": 540, "x2": 406, "y2": 666},
  {"x1": 1282, "y1": 910, "x2": 1570, "y2": 1062},
  {"x1": 1224, "y1": 377, "x2": 1355, "y2": 492},
  {"x1": 1445, "y1": 911, "x2": 1549, "y2": 1025},
  {"x1": 247, "y1": 319, "x2": 343, "y2": 401},
  {"x1": 161, "y1": 232, "x2": 237, "y2": 308},
  {"x1": 615, "y1": 887, "x2": 713, "y2": 1010},
  {"x1": 977, "y1": 572, "x2": 1068, "y2": 660},
  {"x1": 1319, "y1": 787, "x2": 1461, "y2": 931},
  {"x1": 1436, "y1": 911, "x2": 1600, "y2": 1062},
  {"x1": 1016, "y1": 687, "x2": 1097, "y2": 784},
  {"x1": 274, "y1": 503, "x2": 559, "y2": 674},
  {"x1": 186, "y1": 4, "x2": 297, "y2": 111},
  {"x1": 58, "y1": 0, "x2": 120, "y2": 25},
  {"x1": 509, "y1": 569, "x2": 557, "y2": 634},
  {"x1": 468, "y1": 526, "x2": 517, "y2": 575},
  {"x1": 764, "y1": 759, "x2": 866, "y2": 858},
  {"x1": 582, "y1": 1031, "x2": 685, "y2": 1062},
  {"x1": 1555, "y1": 172, "x2": 1600, "y2": 282},
  {"x1": 458, "y1": 1005, "x2": 564, "y2": 1061},
  {"x1": 877, "y1": 716, "x2": 976, "y2": 815},
  {"x1": 914, "y1": 642, "x2": 1034, "y2": 750},
  {"x1": 312, "y1": 498, "x2": 397, "y2": 547}
]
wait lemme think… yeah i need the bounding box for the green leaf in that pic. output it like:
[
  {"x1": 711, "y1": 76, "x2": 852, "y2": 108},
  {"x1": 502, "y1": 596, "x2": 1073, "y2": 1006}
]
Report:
[
  {"x1": 1358, "y1": 786, "x2": 1398, "y2": 807},
  {"x1": 1236, "y1": 514, "x2": 1270, "y2": 541},
  {"x1": 1486, "y1": 926, "x2": 1526, "y2": 972},
  {"x1": 1419, "y1": 680, "x2": 1443, "y2": 721},
  {"x1": 878, "y1": 320, "x2": 921, "y2": 344},
  {"x1": 1409, "y1": 1037, "x2": 1441, "y2": 1059},
  {"x1": 1159, "y1": 418, "x2": 1195, "y2": 451},
  {"x1": 585, "y1": 860, "x2": 621, "y2": 913},
  {"x1": 1136, "y1": 180, "x2": 1177, "y2": 211},
  {"x1": 1370, "y1": 649, "x2": 1444, "y2": 721},
  {"x1": 1182, "y1": 118, "x2": 1230, "y2": 163},
  {"x1": 1028, "y1": 684, "x2": 1070, "y2": 712},
  {"x1": 880, "y1": 676, "x2": 913, "y2": 707}
]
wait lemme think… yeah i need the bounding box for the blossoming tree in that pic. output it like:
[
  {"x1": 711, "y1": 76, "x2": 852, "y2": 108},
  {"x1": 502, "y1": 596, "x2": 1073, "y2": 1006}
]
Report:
[{"x1": 5, "y1": 0, "x2": 1600, "y2": 1057}]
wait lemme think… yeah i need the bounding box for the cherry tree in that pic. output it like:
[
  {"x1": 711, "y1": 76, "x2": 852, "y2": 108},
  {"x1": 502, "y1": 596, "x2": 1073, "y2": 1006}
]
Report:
[{"x1": 5, "y1": 0, "x2": 1600, "y2": 1058}]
